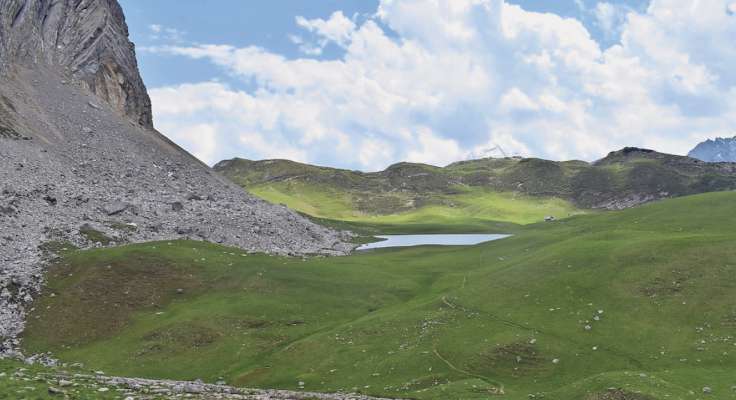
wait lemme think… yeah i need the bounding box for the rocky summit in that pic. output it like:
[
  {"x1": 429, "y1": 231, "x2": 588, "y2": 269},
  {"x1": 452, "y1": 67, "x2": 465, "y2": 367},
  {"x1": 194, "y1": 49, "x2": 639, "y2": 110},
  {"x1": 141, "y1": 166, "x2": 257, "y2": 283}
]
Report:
[
  {"x1": 688, "y1": 136, "x2": 736, "y2": 162},
  {"x1": 0, "y1": 0, "x2": 352, "y2": 358}
]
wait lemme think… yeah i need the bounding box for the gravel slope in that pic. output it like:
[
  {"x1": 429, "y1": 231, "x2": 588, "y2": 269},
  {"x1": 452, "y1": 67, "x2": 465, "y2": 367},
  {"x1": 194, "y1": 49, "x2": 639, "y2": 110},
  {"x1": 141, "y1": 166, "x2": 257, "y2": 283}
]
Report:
[{"x1": 0, "y1": 0, "x2": 353, "y2": 358}]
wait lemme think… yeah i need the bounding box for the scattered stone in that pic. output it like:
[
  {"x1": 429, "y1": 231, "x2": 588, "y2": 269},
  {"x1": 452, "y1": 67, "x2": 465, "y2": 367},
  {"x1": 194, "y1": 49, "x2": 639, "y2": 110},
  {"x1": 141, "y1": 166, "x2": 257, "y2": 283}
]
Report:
[
  {"x1": 171, "y1": 201, "x2": 184, "y2": 212},
  {"x1": 48, "y1": 387, "x2": 64, "y2": 395},
  {"x1": 40, "y1": 372, "x2": 393, "y2": 399},
  {"x1": 102, "y1": 201, "x2": 129, "y2": 216}
]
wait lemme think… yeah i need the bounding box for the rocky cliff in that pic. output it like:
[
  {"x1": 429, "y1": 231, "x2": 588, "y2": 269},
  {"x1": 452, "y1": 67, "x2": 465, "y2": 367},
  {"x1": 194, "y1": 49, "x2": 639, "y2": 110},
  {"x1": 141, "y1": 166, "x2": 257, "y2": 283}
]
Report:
[
  {"x1": 0, "y1": 0, "x2": 352, "y2": 357},
  {"x1": 0, "y1": 0, "x2": 152, "y2": 127},
  {"x1": 688, "y1": 136, "x2": 736, "y2": 162}
]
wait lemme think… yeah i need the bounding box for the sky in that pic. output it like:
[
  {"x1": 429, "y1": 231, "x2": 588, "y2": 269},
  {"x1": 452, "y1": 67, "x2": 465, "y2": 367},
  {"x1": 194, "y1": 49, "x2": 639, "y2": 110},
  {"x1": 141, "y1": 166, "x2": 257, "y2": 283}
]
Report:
[{"x1": 119, "y1": 0, "x2": 736, "y2": 171}]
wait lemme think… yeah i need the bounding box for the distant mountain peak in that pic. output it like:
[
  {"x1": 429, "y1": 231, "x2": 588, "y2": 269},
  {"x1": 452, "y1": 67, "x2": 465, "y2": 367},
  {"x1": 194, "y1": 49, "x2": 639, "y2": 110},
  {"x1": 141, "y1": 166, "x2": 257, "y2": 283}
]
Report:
[{"x1": 688, "y1": 136, "x2": 736, "y2": 162}]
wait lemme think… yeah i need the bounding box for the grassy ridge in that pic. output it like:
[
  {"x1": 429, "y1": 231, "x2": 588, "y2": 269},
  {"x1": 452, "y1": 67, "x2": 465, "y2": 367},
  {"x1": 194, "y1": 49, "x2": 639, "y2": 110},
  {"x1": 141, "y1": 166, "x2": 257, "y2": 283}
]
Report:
[
  {"x1": 23, "y1": 192, "x2": 736, "y2": 399},
  {"x1": 251, "y1": 183, "x2": 585, "y2": 227},
  {"x1": 215, "y1": 150, "x2": 736, "y2": 221}
]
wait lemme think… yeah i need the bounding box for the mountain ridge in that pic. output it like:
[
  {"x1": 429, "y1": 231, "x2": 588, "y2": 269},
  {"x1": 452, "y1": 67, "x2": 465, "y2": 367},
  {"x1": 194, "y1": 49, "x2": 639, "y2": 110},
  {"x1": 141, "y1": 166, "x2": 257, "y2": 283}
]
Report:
[
  {"x1": 688, "y1": 136, "x2": 736, "y2": 162},
  {"x1": 215, "y1": 147, "x2": 736, "y2": 217}
]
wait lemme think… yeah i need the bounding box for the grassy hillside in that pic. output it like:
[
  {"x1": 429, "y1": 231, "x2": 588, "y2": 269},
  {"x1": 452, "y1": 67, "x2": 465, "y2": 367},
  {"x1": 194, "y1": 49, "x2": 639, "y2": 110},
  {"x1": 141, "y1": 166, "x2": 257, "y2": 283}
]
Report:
[
  {"x1": 23, "y1": 192, "x2": 736, "y2": 399},
  {"x1": 214, "y1": 158, "x2": 588, "y2": 228},
  {"x1": 214, "y1": 148, "x2": 736, "y2": 226},
  {"x1": 0, "y1": 359, "x2": 125, "y2": 399},
  {"x1": 253, "y1": 183, "x2": 583, "y2": 229}
]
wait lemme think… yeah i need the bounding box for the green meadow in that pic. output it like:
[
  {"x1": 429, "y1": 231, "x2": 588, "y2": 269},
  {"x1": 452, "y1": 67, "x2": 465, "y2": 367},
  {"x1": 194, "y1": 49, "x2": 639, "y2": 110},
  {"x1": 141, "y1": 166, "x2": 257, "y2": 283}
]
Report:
[
  {"x1": 250, "y1": 182, "x2": 587, "y2": 229},
  {"x1": 22, "y1": 191, "x2": 736, "y2": 399}
]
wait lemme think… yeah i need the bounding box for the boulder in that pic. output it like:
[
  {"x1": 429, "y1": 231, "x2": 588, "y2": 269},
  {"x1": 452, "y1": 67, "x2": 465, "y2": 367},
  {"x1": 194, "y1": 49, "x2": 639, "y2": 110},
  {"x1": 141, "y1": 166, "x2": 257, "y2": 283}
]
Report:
[{"x1": 102, "y1": 202, "x2": 129, "y2": 216}]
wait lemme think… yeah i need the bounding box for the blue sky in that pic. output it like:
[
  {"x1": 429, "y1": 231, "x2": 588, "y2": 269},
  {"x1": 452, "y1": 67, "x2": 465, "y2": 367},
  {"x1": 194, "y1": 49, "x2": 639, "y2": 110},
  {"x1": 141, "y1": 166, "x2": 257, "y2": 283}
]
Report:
[
  {"x1": 120, "y1": 0, "x2": 649, "y2": 85},
  {"x1": 119, "y1": 0, "x2": 736, "y2": 170},
  {"x1": 120, "y1": 1, "x2": 378, "y2": 87}
]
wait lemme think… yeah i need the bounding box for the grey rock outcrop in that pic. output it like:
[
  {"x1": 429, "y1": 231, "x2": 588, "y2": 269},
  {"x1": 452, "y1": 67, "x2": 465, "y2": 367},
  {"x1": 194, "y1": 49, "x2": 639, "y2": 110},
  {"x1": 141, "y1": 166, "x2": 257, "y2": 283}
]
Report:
[
  {"x1": 0, "y1": 0, "x2": 152, "y2": 127},
  {"x1": 0, "y1": 0, "x2": 354, "y2": 358},
  {"x1": 688, "y1": 136, "x2": 736, "y2": 162},
  {"x1": 9, "y1": 366, "x2": 397, "y2": 399}
]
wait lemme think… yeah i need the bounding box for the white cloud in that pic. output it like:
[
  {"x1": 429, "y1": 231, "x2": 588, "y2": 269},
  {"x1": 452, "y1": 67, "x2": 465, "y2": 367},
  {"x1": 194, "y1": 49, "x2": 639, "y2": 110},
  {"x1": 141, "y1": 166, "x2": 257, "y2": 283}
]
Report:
[
  {"x1": 291, "y1": 11, "x2": 356, "y2": 55},
  {"x1": 358, "y1": 138, "x2": 396, "y2": 171},
  {"x1": 238, "y1": 132, "x2": 308, "y2": 162},
  {"x1": 500, "y1": 88, "x2": 539, "y2": 112},
  {"x1": 594, "y1": 2, "x2": 625, "y2": 37},
  {"x1": 296, "y1": 11, "x2": 356, "y2": 47},
  {"x1": 153, "y1": 122, "x2": 217, "y2": 164},
  {"x1": 146, "y1": 0, "x2": 736, "y2": 170},
  {"x1": 288, "y1": 34, "x2": 324, "y2": 56},
  {"x1": 148, "y1": 23, "x2": 186, "y2": 42},
  {"x1": 469, "y1": 131, "x2": 532, "y2": 158},
  {"x1": 406, "y1": 129, "x2": 465, "y2": 166}
]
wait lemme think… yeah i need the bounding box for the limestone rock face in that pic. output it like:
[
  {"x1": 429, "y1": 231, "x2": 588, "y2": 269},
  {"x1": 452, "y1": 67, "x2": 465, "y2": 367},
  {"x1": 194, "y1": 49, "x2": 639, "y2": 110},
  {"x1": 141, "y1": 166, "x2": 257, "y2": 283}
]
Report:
[{"x1": 0, "y1": 0, "x2": 152, "y2": 127}]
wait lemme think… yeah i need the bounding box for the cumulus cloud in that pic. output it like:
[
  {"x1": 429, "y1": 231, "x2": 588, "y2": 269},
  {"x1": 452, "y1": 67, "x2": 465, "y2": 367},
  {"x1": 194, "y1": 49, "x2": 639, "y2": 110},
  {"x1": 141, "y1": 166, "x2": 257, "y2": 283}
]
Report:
[
  {"x1": 288, "y1": 34, "x2": 323, "y2": 56},
  {"x1": 500, "y1": 88, "x2": 539, "y2": 112},
  {"x1": 145, "y1": 0, "x2": 736, "y2": 170},
  {"x1": 296, "y1": 11, "x2": 356, "y2": 47},
  {"x1": 154, "y1": 122, "x2": 218, "y2": 164},
  {"x1": 288, "y1": 11, "x2": 357, "y2": 56},
  {"x1": 148, "y1": 23, "x2": 186, "y2": 42},
  {"x1": 406, "y1": 129, "x2": 465, "y2": 166},
  {"x1": 594, "y1": 2, "x2": 630, "y2": 38}
]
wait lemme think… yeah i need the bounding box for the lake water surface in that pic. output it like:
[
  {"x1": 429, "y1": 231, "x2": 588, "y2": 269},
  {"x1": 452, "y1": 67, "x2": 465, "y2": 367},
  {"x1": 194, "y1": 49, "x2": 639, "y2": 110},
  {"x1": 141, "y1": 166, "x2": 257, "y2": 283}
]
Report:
[{"x1": 357, "y1": 234, "x2": 511, "y2": 250}]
